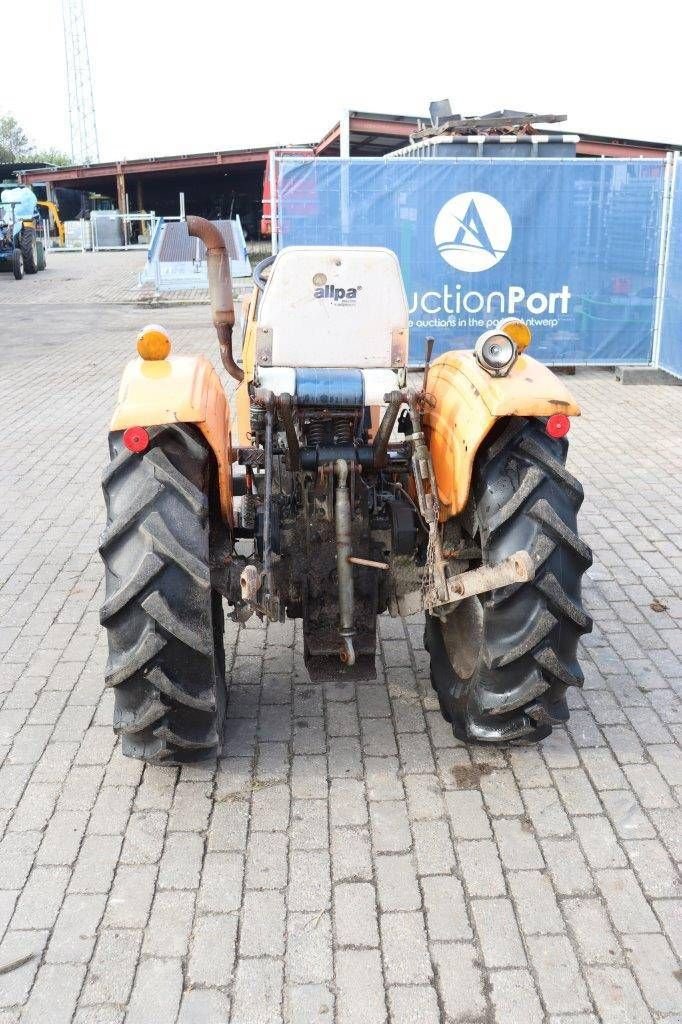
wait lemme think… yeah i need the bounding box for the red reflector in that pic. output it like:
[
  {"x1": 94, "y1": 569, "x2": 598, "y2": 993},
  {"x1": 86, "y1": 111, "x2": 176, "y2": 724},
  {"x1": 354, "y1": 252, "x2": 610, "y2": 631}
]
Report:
[
  {"x1": 123, "y1": 426, "x2": 150, "y2": 453},
  {"x1": 546, "y1": 413, "x2": 570, "y2": 439}
]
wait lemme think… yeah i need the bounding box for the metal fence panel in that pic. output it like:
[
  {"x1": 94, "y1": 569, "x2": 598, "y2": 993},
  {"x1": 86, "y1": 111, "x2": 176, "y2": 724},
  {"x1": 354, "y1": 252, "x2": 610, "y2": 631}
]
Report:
[
  {"x1": 91, "y1": 211, "x2": 158, "y2": 251},
  {"x1": 658, "y1": 157, "x2": 682, "y2": 378},
  {"x1": 277, "y1": 157, "x2": 666, "y2": 364},
  {"x1": 139, "y1": 216, "x2": 251, "y2": 291}
]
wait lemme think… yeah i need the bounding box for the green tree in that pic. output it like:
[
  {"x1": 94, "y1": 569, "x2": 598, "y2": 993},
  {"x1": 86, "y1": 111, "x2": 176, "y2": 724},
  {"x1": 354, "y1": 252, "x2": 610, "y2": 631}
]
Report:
[
  {"x1": 0, "y1": 114, "x2": 31, "y2": 162},
  {"x1": 0, "y1": 113, "x2": 71, "y2": 166},
  {"x1": 30, "y1": 148, "x2": 71, "y2": 167}
]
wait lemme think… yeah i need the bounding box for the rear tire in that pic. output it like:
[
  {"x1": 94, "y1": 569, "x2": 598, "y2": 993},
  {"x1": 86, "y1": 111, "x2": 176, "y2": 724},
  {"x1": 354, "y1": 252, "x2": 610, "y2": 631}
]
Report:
[
  {"x1": 12, "y1": 249, "x2": 23, "y2": 280},
  {"x1": 99, "y1": 424, "x2": 226, "y2": 764},
  {"x1": 20, "y1": 228, "x2": 38, "y2": 274},
  {"x1": 426, "y1": 417, "x2": 592, "y2": 743},
  {"x1": 36, "y1": 240, "x2": 46, "y2": 271}
]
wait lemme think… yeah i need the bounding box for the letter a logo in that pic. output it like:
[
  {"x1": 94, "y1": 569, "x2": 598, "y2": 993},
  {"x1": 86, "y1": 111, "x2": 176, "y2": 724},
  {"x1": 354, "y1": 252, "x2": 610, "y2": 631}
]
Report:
[
  {"x1": 434, "y1": 192, "x2": 512, "y2": 272},
  {"x1": 452, "y1": 200, "x2": 496, "y2": 256}
]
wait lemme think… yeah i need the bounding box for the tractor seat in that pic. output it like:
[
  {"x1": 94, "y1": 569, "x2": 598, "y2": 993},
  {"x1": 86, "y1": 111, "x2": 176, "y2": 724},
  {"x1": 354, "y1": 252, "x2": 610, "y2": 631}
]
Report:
[{"x1": 255, "y1": 246, "x2": 409, "y2": 373}]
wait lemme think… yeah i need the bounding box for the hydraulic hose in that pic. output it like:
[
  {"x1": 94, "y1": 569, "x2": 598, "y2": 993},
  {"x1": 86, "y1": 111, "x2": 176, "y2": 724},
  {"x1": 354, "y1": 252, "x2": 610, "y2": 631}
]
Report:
[
  {"x1": 277, "y1": 394, "x2": 301, "y2": 471},
  {"x1": 373, "y1": 390, "x2": 404, "y2": 468}
]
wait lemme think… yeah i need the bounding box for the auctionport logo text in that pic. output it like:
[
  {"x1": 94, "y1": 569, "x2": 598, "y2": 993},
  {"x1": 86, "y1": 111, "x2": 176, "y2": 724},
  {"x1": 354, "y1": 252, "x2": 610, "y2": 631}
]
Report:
[{"x1": 408, "y1": 283, "x2": 571, "y2": 320}]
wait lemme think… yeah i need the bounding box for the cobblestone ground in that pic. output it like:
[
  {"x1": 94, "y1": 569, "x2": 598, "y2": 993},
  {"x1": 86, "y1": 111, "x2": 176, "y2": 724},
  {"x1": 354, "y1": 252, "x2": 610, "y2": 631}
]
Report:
[
  {"x1": 0, "y1": 251, "x2": 146, "y2": 306},
  {"x1": 0, "y1": 255, "x2": 680, "y2": 1023},
  {"x1": 0, "y1": 250, "x2": 250, "y2": 308}
]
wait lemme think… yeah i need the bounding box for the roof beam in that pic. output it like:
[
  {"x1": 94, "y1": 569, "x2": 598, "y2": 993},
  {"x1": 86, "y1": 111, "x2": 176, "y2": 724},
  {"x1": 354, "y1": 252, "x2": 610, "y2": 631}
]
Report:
[
  {"x1": 576, "y1": 140, "x2": 667, "y2": 158},
  {"x1": 348, "y1": 117, "x2": 417, "y2": 137},
  {"x1": 315, "y1": 124, "x2": 341, "y2": 155},
  {"x1": 316, "y1": 116, "x2": 416, "y2": 155},
  {"x1": 21, "y1": 149, "x2": 269, "y2": 185}
]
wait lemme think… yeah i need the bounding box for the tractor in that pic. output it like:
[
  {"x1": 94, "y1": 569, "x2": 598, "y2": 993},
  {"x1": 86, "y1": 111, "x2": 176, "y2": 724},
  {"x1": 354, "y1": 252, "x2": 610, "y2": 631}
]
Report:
[
  {"x1": 100, "y1": 217, "x2": 592, "y2": 764},
  {"x1": 0, "y1": 185, "x2": 47, "y2": 278}
]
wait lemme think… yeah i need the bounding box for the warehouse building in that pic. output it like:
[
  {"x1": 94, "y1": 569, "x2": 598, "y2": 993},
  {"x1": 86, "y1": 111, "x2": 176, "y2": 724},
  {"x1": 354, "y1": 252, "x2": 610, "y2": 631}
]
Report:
[{"x1": 19, "y1": 110, "x2": 680, "y2": 241}]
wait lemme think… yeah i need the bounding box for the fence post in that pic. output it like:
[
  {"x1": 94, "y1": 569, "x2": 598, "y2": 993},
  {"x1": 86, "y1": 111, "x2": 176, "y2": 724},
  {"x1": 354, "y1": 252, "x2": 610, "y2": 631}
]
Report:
[
  {"x1": 340, "y1": 110, "x2": 350, "y2": 242},
  {"x1": 270, "y1": 154, "x2": 279, "y2": 255},
  {"x1": 651, "y1": 151, "x2": 676, "y2": 369}
]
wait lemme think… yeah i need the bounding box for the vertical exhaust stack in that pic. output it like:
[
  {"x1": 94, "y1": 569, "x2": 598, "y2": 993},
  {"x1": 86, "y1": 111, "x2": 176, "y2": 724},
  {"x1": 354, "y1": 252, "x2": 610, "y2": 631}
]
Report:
[{"x1": 186, "y1": 215, "x2": 243, "y2": 382}]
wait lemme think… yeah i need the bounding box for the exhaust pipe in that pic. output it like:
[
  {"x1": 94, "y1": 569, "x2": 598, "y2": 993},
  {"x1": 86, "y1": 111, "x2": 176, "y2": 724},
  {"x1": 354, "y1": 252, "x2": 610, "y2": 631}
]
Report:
[{"x1": 186, "y1": 215, "x2": 243, "y2": 382}]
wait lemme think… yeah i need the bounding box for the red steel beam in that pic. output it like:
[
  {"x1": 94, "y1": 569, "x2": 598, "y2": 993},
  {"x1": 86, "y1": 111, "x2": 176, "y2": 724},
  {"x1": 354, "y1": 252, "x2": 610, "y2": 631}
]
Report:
[
  {"x1": 348, "y1": 117, "x2": 418, "y2": 137},
  {"x1": 315, "y1": 123, "x2": 340, "y2": 154},
  {"x1": 316, "y1": 116, "x2": 417, "y2": 154},
  {"x1": 576, "y1": 140, "x2": 667, "y2": 159},
  {"x1": 21, "y1": 149, "x2": 269, "y2": 185}
]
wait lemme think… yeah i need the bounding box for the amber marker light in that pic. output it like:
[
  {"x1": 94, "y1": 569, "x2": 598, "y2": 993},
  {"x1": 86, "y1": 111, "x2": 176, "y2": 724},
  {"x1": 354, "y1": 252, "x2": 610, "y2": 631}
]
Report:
[
  {"x1": 497, "y1": 317, "x2": 532, "y2": 352},
  {"x1": 136, "y1": 324, "x2": 171, "y2": 361}
]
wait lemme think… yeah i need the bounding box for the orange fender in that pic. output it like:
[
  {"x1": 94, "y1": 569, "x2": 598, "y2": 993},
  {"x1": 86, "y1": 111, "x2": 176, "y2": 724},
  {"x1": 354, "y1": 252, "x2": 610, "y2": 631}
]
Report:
[
  {"x1": 110, "y1": 354, "x2": 233, "y2": 524},
  {"x1": 423, "y1": 351, "x2": 580, "y2": 520}
]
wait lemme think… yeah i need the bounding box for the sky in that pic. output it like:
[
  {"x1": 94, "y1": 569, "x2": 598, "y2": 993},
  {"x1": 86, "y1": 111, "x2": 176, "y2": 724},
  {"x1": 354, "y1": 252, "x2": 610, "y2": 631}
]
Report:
[{"x1": 4, "y1": 0, "x2": 679, "y2": 163}]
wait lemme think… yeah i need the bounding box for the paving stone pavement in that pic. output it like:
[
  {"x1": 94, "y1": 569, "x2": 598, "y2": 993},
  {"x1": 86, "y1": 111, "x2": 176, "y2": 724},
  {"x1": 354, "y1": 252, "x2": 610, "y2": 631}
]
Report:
[
  {"x1": 0, "y1": 251, "x2": 147, "y2": 306},
  {"x1": 0, "y1": 249, "x2": 253, "y2": 310},
  {"x1": 0, "y1": 255, "x2": 681, "y2": 1022}
]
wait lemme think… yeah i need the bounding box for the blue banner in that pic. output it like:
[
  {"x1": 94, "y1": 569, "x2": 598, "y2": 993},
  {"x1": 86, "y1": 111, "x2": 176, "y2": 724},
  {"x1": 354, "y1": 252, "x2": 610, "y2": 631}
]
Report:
[
  {"x1": 659, "y1": 161, "x2": 682, "y2": 378},
  {"x1": 277, "y1": 157, "x2": 666, "y2": 364}
]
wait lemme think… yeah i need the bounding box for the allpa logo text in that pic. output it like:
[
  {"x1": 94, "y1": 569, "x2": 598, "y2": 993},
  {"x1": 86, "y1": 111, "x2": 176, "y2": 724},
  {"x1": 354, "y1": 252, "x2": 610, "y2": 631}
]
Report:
[
  {"x1": 313, "y1": 284, "x2": 360, "y2": 304},
  {"x1": 434, "y1": 192, "x2": 512, "y2": 272}
]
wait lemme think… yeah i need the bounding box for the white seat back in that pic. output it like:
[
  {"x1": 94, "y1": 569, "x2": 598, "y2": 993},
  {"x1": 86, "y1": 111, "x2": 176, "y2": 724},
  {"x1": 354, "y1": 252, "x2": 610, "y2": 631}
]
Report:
[{"x1": 256, "y1": 246, "x2": 408, "y2": 370}]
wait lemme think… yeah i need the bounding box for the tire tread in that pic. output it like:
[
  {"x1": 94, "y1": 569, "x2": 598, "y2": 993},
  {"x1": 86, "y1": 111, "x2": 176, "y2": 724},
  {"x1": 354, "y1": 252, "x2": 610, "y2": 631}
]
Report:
[
  {"x1": 100, "y1": 424, "x2": 225, "y2": 764},
  {"x1": 427, "y1": 416, "x2": 592, "y2": 744}
]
